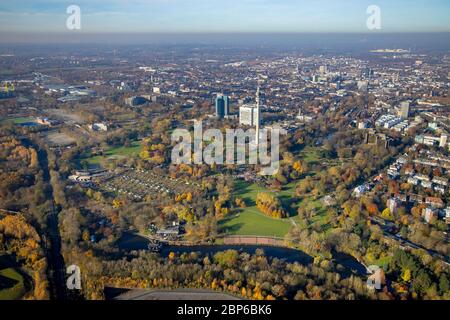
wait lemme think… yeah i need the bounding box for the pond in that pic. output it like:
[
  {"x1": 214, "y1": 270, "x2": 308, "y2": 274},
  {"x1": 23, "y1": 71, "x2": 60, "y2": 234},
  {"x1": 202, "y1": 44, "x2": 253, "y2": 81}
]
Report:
[
  {"x1": 117, "y1": 233, "x2": 367, "y2": 277},
  {"x1": 18, "y1": 122, "x2": 39, "y2": 127}
]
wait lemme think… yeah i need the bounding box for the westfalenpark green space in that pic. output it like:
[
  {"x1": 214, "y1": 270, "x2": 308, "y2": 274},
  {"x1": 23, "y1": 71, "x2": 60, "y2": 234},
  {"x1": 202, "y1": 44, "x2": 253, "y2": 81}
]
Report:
[{"x1": 220, "y1": 146, "x2": 336, "y2": 238}]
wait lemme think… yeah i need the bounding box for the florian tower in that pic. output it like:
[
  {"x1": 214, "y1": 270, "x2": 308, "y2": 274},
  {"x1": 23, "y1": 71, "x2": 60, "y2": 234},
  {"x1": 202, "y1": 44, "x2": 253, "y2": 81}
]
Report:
[{"x1": 255, "y1": 85, "x2": 261, "y2": 146}]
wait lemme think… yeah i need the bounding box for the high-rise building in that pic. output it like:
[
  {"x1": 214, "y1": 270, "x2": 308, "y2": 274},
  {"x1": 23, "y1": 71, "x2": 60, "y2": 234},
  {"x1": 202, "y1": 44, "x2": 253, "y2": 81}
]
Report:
[
  {"x1": 255, "y1": 86, "x2": 261, "y2": 146},
  {"x1": 239, "y1": 86, "x2": 263, "y2": 145},
  {"x1": 399, "y1": 101, "x2": 410, "y2": 119},
  {"x1": 215, "y1": 95, "x2": 230, "y2": 119},
  {"x1": 239, "y1": 105, "x2": 258, "y2": 126},
  {"x1": 357, "y1": 81, "x2": 368, "y2": 91},
  {"x1": 440, "y1": 134, "x2": 448, "y2": 148},
  {"x1": 362, "y1": 67, "x2": 374, "y2": 79}
]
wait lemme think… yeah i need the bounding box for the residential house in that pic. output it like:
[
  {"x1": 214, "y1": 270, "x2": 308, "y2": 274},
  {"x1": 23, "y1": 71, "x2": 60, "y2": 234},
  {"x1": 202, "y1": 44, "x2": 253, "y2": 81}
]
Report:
[{"x1": 425, "y1": 197, "x2": 445, "y2": 209}]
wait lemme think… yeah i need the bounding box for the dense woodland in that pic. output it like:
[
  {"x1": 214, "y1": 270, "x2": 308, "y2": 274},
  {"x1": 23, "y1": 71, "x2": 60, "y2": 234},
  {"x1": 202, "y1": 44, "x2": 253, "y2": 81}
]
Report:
[{"x1": 0, "y1": 132, "x2": 50, "y2": 299}]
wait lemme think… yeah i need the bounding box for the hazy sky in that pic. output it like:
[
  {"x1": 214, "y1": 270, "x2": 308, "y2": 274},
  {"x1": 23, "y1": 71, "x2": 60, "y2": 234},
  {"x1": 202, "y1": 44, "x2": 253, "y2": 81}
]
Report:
[{"x1": 0, "y1": 0, "x2": 449, "y2": 33}]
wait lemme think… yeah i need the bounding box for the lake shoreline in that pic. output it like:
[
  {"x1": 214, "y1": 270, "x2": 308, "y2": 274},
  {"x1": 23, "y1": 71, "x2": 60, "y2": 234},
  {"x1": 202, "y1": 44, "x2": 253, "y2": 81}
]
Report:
[{"x1": 117, "y1": 233, "x2": 368, "y2": 278}]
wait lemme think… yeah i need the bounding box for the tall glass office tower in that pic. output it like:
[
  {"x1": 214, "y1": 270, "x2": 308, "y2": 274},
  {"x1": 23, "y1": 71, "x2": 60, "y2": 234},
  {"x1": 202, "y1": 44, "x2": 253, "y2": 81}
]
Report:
[{"x1": 215, "y1": 95, "x2": 230, "y2": 119}]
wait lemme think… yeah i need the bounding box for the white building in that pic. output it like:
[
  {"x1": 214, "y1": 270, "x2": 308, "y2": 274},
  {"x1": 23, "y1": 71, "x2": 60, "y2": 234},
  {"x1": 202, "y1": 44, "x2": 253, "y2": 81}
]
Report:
[
  {"x1": 358, "y1": 121, "x2": 369, "y2": 129},
  {"x1": 69, "y1": 175, "x2": 92, "y2": 183},
  {"x1": 423, "y1": 208, "x2": 437, "y2": 224},
  {"x1": 239, "y1": 105, "x2": 260, "y2": 126},
  {"x1": 421, "y1": 180, "x2": 433, "y2": 189},
  {"x1": 433, "y1": 177, "x2": 448, "y2": 187},
  {"x1": 445, "y1": 207, "x2": 450, "y2": 224},
  {"x1": 353, "y1": 184, "x2": 370, "y2": 197},
  {"x1": 387, "y1": 198, "x2": 400, "y2": 215},
  {"x1": 407, "y1": 177, "x2": 419, "y2": 185},
  {"x1": 398, "y1": 101, "x2": 410, "y2": 119},
  {"x1": 440, "y1": 135, "x2": 448, "y2": 148},
  {"x1": 88, "y1": 123, "x2": 108, "y2": 132}
]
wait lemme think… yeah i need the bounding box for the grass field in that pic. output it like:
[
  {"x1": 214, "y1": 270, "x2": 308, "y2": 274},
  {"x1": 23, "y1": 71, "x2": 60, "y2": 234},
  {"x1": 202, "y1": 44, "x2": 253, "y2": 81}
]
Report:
[
  {"x1": 113, "y1": 113, "x2": 137, "y2": 121},
  {"x1": 299, "y1": 145, "x2": 341, "y2": 168},
  {"x1": 84, "y1": 141, "x2": 142, "y2": 165},
  {"x1": 0, "y1": 268, "x2": 26, "y2": 300},
  {"x1": 219, "y1": 180, "x2": 295, "y2": 237},
  {"x1": 299, "y1": 146, "x2": 322, "y2": 165},
  {"x1": 0, "y1": 117, "x2": 35, "y2": 125},
  {"x1": 365, "y1": 255, "x2": 392, "y2": 269},
  {"x1": 219, "y1": 209, "x2": 292, "y2": 237}
]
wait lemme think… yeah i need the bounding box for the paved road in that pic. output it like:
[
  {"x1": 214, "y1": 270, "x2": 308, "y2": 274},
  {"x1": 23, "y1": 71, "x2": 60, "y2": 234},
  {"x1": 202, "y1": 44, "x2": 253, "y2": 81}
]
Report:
[{"x1": 110, "y1": 288, "x2": 241, "y2": 300}]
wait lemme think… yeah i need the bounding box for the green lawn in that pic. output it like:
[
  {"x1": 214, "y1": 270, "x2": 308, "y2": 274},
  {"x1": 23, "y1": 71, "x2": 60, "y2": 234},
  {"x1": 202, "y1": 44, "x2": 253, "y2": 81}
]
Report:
[
  {"x1": 219, "y1": 180, "x2": 295, "y2": 237},
  {"x1": 113, "y1": 113, "x2": 137, "y2": 121},
  {"x1": 84, "y1": 141, "x2": 142, "y2": 165},
  {"x1": 0, "y1": 117, "x2": 35, "y2": 125},
  {"x1": 0, "y1": 268, "x2": 26, "y2": 300},
  {"x1": 219, "y1": 209, "x2": 292, "y2": 238},
  {"x1": 299, "y1": 146, "x2": 322, "y2": 165},
  {"x1": 365, "y1": 255, "x2": 392, "y2": 269}
]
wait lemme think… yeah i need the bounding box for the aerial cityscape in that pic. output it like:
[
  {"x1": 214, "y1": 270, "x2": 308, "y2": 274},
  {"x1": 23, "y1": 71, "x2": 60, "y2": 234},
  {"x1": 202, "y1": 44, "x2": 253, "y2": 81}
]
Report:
[{"x1": 0, "y1": 0, "x2": 449, "y2": 307}]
